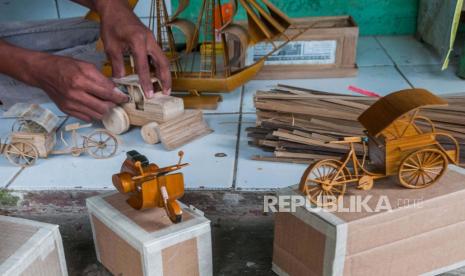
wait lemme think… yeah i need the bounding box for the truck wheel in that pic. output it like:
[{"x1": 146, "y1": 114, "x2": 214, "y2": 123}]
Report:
[
  {"x1": 141, "y1": 122, "x2": 160, "y2": 144},
  {"x1": 102, "y1": 106, "x2": 130, "y2": 135}
]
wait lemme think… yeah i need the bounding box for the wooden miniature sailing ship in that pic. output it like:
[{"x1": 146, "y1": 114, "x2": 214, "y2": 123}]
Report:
[{"x1": 88, "y1": 0, "x2": 311, "y2": 108}]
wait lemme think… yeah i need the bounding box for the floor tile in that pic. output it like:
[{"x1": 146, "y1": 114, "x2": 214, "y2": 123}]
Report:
[
  {"x1": 235, "y1": 114, "x2": 308, "y2": 190},
  {"x1": 399, "y1": 64, "x2": 465, "y2": 95},
  {"x1": 0, "y1": 0, "x2": 58, "y2": 22},
  {"x1": 357, "y1": 36, "x2": 393, "y2": 67},
  {"x1": 377, "y1": 36, "x2": 443, "y2": 66},
  {"x1": 56, "y1": 0, "x2": 89, "y2": 18},
  {"x1": 242, "y1": 66, "x2": 412, "y2": 113},
  {"x1": 0, "y1": 119, "x2": 23, "y2": 187},
  {"x1": 9, "y1": 113, "x2": 239, "y2": 190},
  {"x1": 203, "y1": 87, "x2": 243, "y2": 114}
]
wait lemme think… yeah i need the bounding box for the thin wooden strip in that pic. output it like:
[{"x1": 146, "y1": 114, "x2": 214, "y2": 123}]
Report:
[{"x1": 251, "y1": 155, "x2": 313, "y2": 164}]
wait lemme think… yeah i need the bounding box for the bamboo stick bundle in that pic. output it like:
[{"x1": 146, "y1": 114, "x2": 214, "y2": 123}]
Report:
[{"x1": 248, "y1": 84, "x2": 465, "y2": 164}]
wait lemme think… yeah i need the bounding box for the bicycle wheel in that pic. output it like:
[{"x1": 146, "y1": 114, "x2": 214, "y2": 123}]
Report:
[
  {"x1": 4, "y1": 141, "x2": 39, "y2": 167},
  {"x1": 84, "y1": 129, "x2": 118, "y2": 159},
  {"x1": 299, "y1": 159, "x2": 350, "y2": 207}
]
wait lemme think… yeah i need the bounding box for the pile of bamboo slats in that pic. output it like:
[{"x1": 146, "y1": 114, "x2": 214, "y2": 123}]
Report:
[{"x1": 247, "y1": 84, "x2": 465, "y2": 164}]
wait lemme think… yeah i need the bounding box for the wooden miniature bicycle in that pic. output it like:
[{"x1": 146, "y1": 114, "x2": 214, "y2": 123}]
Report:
[
  {"x1": 299, "y1": 89, "x2": 462, "y2": 207},
  {"x1": 1, "y1": 104, "x2": 118, "y2": 167}
]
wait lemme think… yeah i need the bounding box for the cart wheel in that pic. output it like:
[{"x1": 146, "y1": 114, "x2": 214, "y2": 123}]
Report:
[
  {"x1": 101, "y1": 106, "x2": 130, "y2": 135},
  {"x1": 299, "y1": 159, "x2": 350, "y2": 207},
  {"x1": 84, "y1": 130, "x2": 119, "y2": 159},
  {"x1": 4, "y1": 142, "x2": 39, "y2": 167},
  {"x1": 398, "y1": 148, "x2": 448, "y2": 189}
]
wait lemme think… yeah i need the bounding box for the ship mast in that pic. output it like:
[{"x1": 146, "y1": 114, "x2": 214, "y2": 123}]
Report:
[{"x1": 148, "y1": 0, "x2": 182, "y2": 75}]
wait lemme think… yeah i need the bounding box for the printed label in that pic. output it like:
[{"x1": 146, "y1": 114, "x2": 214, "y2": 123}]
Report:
[{"x1": 247, "y1": 40, "x2": 337, "y2": 65}]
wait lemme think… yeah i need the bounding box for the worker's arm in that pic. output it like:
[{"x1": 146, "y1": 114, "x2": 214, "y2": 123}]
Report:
[
  {"x1": 0, "y1": 40, "x2": 128, "y2": 121},
  {"x1": 71, "y1": 0, "x2": 172, "y2": 97}
]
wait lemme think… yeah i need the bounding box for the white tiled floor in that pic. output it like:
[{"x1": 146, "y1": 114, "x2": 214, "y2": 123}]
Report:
[
  {"x1": 203, "y1": 87, "x2": 243, "y2": 114},
  {"x1": 1, "y1": 35, "x2": 465, "y2": 190},
  {"x1": 0, "y1": 119, "x2": 23, "y2": 187},
  {"x1": 357, "y1": 36, "x2": 394, "y2": 67},
  {"x1": 235, "y1": 114, "x2": 308, "y2": 190},
  {"x1": 7, "y1": 114, "x2": 239, "y2": 190},
  {"x1": 377, "y1": 36, "x2": 444, "y2": 66},
  {"x1": 398, "y1": 64, "x2": 465, "y2": 95}
]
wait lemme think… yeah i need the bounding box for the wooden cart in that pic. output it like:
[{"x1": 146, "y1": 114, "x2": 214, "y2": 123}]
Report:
[
  {"x1": 299, "y1": 89, "x2": 462, "y2": 206},
  {"x1": 1, "y1": 104, "x2": 118, "y2": 167}
]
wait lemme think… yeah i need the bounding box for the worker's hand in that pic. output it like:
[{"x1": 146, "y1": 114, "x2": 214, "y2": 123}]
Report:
[
  {"x1": 30, "y1": 54, "x2": 129, "y2": 122},
  {"x1": 96, "y1": 0, "x2": 172, "y2": 98}
]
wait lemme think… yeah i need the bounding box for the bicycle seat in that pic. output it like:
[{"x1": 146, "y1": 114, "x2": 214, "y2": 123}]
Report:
[{"x1": 64, "y1": 123, "x2": 93, "y2": 132}]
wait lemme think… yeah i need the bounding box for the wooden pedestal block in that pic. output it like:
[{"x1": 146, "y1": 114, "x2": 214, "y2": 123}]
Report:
[
  {"x1": 0, "y1": 216, "x2": 67, "y2": 276},
  {"x1": 87, "y1": 192, "x2": 212, "y2": 276},
  {"x1": 273, "y1": 166, "x2": 465, "y2": 276}
]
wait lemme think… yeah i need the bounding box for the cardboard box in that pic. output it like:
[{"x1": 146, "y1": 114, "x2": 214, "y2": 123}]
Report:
[
  {"x1": 87, "y1": 192, "x2": 212, "y2": 276},
  {"x1": 0, "y1": 216, "x2": 67, "y2": 276},
  {"x1": 247, "y1": 16, "x2": 359, "y2": 79},
  {"x1": 273, "y1": 166, "x2": 465, "y2": 276}
]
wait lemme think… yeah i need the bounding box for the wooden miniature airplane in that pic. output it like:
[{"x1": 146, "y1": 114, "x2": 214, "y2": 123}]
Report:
[
  {"x1": 112, "y1": 150, "x2": 188, "y2": 223},
  {"x1": 299, "y1": 89, "x2": 462, "y2": 207}
]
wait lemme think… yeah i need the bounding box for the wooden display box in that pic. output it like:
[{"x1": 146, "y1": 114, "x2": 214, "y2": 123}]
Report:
[
  {"x1": 87, "y1": 192, "x2": 212, "y2": 276},
  {"x1": 273, "y1": 166, "x2": 465, "y2": 276},
  {"x1": 0, "y1": 216, "x2": 67, "y2": 276},
  {"x1": 249, "y1": 16, "x2": 359, "y2": 79}
]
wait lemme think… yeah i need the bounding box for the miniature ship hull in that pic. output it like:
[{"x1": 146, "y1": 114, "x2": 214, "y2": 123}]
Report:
[
  {"x1": 101, "y1": 59, "x2": 264, "y2": 93},
  {"x1": 172, "y1": 60, "x2": 265, "y2": 92}
]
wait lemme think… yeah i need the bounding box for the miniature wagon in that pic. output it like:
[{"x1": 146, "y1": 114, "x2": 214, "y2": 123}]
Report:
[
  {"x1": 299, "y1": 89, "x2": 462, "y2": 206},
  {"x1": 1, "y1": 104, "x2": 118, "y2": 167}
]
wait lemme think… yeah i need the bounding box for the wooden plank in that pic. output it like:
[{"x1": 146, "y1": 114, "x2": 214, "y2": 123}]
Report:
[{"x1": 156, "y1": 110, "x2": 213, "y2": 150}]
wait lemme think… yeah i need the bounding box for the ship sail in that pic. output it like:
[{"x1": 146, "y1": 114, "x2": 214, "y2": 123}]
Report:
[
  {"x1": 221, "y1": 23, "x2": 249, "y2": 67},
  {"x1": 238, "y1": 0, "x2": 291, "y2": 44},
  {"x1": 86, "y1": 0, "x2": 314, "y2": 94},
  {"x1": 169, "y1": 0, "x2": 190, "y2": 21}
]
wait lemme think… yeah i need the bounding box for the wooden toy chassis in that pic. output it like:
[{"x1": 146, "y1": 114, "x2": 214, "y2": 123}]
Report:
[{"x1": 299, "y1": 89, "x2": 462, "y2": 207}]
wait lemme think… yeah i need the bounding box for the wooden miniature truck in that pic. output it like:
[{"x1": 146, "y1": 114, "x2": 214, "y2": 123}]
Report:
[
  {"x1": 1, "y1": 104, "x2": 118, "y2": 167},
  {"x1": 102, "y1": 75, "x2": 212, "y2": 150},
  {"x1": 112, "y1": 150, "x2": 188, "y2": 223},
  {"x1": 299, "y1": 89, "x2": 462, "y2": 206}
]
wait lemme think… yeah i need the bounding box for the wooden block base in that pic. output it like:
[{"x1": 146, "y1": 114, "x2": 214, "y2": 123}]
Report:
[
  {"x1": 0, "y1": 216, "x2": 67, "y2": 276},
  {"x1": 273, "y1": 167, "x2": 465, "y2": 276},
  {"x1": 175, "y1": 94, "x2": 223, "y2": 110},
  {"x1": 87, "y1": 192, "x2": 212, "y2": 276},
  {"x1": 253, "y1": 65, "x2": 358, "y2": 80}
]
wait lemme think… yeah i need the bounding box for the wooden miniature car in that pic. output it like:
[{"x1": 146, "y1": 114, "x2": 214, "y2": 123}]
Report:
[
  {"x1": 299, "y1": 89, "x2": 462, "y2": 206},
  {"x1": 102, "y1": 75, "x2": 184, "y2": 135},
  {"x1": 112, "y1": 150, "x2": 188, "y2": 223},
  {"x1": 102, "y1": 75, "x2": 213, "y2": 150},
  {"x1": 1, "y1": 104, "x2": 118, "y2": 167}
]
